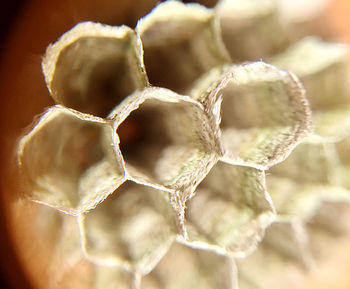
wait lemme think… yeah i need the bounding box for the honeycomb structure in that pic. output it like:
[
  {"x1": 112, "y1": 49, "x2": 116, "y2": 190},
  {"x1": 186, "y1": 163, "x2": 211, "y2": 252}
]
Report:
[{"x1": 17, "y1": 0, "x2": 350, "y2": 288}]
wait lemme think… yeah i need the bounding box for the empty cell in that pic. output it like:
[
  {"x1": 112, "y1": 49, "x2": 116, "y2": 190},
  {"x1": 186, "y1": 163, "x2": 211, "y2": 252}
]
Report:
[
  {"x1": 186, "y1": 161, "x2": 274, "y2": 256},
  {"x1": 17, "y1": 106, "x2": 124, "y2": 214},
  {"x1": 137, "y1": 1, "x2": 229, "y2": 93},
  {"x1": 114, "y1": 88, "x2": 219, "y2": 191},
  {"x1": 80, "y1": 181, "x2": 177, "y2": 274},
  {"x1": 42, "y1": 22, "x2": 148, "y2": 117},
  {"x1": 191, "y1": 62, "x2": 312, "y2": 168}
]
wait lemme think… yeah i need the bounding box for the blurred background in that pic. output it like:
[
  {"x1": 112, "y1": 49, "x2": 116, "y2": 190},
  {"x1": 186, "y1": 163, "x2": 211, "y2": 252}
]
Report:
[{"x1": 1, "y1": 0, "x2": 350, "y2": 288}]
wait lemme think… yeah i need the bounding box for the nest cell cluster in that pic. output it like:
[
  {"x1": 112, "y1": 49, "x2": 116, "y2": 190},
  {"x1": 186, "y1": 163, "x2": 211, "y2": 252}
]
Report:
[{"x1": 17, "y1": 0, "x2": 350, "y2": 288}]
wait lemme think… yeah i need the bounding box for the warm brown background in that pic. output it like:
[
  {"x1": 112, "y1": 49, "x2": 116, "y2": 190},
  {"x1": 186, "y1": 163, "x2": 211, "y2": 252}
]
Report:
[{"x1": 1, "y1": 0, "x2": 350, "y2": 288}]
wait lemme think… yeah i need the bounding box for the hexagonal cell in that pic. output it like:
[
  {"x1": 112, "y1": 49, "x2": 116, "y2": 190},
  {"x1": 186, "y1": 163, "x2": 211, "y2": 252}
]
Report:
[
  {"x1": 268, "y1": 165, "x2": 350, "y2": 234},
  {"x1": 79, "y1": 180, "x2": 177, "y2": 275},
  {"x1": 17, "y1": 106, "x2": 124, "y2": 215},
  {"x1": 192, "y1": 62, "x2": 312, "y2": 169},
  {"x1": 33, "y1": 206, "x2": 136, "y2": 289},
  {"x1": 42, "y1": 22, "x2": 148, "y2": 117},
  {"x1": 216, "y1": 0, "x2": 288, "y2": 61},
  {"x1": 266, "y1": 140, "x2": 350, "y2": 262},
  {"x1": 237, "y1": 220, "x2": 312, "y2": 289},
  {"x1": 113, "y1": 87, "x2": 219, "y2": 192},
  {"x1": 271, "y1": 183, "x2": 350, "y2": 264},
  {"x1": 136, "y1": 0, "x2": 230, "y2": 93},
  {"x1": 267, "y1": 137, "x2": 350, "y2": 224},
  {"x1": 141, "y1": 241, "x2": 237, "y2": 289},
  {"x1": 185, "y1": 161, "x2": 274, "y2": 256},
  {"x1": 271, "y1": 37, "x2": 350, "y2": 111}
]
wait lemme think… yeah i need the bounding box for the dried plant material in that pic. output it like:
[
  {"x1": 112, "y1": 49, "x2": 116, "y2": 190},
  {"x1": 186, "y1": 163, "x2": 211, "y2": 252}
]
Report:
[
  {"x1": 17, "y1": 106, "x2": 125, "y2": 215},
  {"x1": 237, "y1": 220, "x2": 312, "y2": 289},
  {"x1": 271, "y1": 37, "x2": 350, "y2": 110},
  {"x1": 216, "y1": 0, "x2": 288, "y2": 61},
  {"x1": 191, "y1": 62, "x2": 312, "y2": 169},
  {"x1": 111, "y1": 87, "x2": 219, "y2": 194},
  {"x1": 136, "y1": 0, "x2": 230, "y2": 93},
  {"x1": 185, "y1": 161, "x2": 274, "y2": 256},
  {"x1": 42, "y1": 22, "x2": 149, "y2": 117},
  {"x1": 79, "y1": 181, "x2": 177, "y2": 274},
  {"x1": 141, "y1": 241, "x2": 237, "y2": 289}
]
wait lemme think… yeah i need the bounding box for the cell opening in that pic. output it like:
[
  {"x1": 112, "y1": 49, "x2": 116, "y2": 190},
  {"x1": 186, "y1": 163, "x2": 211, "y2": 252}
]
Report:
[
  {"x1": 19, "y1": 109, "x2": 117, "y2": 209},
  {"x1": 143, "y1": 38, "x2": 204, "y2": 93},
  {"x1": 117, "y1": 99, "x2": 207, "y2": 185},
  {"x1": 186, "y1": 162, "x2": 272, "y2": 252},
  {"x1": 139, "y1": 7, "x2": 227, "y2": 93},
  {"x1": 52, "y1": 37, "x2": 140, "y2": 117},
  {"x1": 117, "y1": 102, "x2": 172, "y2": 179},
  {"x1": 83, "y1": 181, "x2": 175, "y2": 269}
]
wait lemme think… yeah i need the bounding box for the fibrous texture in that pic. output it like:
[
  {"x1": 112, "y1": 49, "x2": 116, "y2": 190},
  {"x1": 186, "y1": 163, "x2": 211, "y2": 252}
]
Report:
[{"x1": 17, "y1": 0, "x2": 350, "y2": 288}]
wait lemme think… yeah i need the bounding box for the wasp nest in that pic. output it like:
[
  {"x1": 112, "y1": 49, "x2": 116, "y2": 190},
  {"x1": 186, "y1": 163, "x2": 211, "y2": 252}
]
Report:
[{"x1": 18, "y1": 0, "x2": 350, "y2": 288}]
